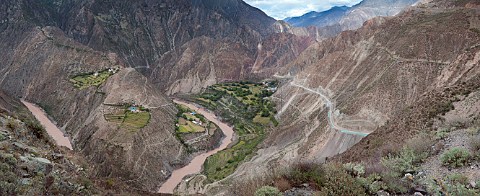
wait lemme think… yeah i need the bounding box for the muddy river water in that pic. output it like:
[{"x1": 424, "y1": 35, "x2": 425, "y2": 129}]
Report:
[
  {"x1": 158, "y1": 99, "x2": 234, "y2": 194},
  {"x1": 21, "y1": 100, "x2": 73, "y2": 150}
]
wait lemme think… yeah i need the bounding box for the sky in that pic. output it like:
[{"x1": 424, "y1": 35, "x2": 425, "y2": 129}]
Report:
[{"x1": 244, "y1": 0, "x2": 363, "y2": 20}]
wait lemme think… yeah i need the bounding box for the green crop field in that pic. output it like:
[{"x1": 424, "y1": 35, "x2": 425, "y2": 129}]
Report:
[
  {"x1": 193, "y1": 80, "x2": 278, "y2": 182},
  {"x1": 103, "y1": 104, "x2": 151, "y2": 130},
  {"x1": 70, "y1": 69, "x2": 116, "y2": 89},
  {"x1": 177, "y1": 119, "x2": 205, "y2": 133},
  {"x1": 122, "y1": 111, "x2": 150, "y2": 129}
]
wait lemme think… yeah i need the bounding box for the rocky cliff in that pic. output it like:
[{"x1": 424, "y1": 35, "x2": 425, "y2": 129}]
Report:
[{"x1": 3, "y1": 0, "x2": 479, "y2": 194}]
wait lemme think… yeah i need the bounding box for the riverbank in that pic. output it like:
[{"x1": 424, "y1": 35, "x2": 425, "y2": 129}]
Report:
[
  {"x1": 21, "y1": 100, "x2": 73, "y2": 150},
  {"x1": 158, "y1": 99, "x2": 234, "y2": 194}
]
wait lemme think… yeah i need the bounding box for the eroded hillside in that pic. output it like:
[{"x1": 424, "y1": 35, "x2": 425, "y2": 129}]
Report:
[{"x1": 191, "y1": 0, "x2": 480, "y2": 195}]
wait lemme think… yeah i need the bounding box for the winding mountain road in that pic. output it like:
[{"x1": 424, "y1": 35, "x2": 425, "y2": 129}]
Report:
[{"x1": 290, "y1": 82, "x2": 370, "y2": 137}]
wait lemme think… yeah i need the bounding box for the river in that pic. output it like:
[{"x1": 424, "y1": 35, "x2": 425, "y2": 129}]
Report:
[
  {"x1": 21, "y1": 100, "x2": 73, "y2": 150},
  {"x1": 158, "y1": 99, "x2": 234, "y2": 194}
]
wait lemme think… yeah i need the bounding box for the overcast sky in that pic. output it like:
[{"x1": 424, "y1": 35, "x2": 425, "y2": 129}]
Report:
[{"x1": 244, "y1": 0, "x2": 363, "y2": 20}]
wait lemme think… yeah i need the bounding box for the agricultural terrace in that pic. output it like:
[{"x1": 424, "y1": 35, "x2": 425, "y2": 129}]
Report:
[
  {"x1": 70, "y1": 68, "x2": 119, "y2": 89},
  {"x1": 103, "y1": 103, "x2": 150, "y2": 131},
  {"x1": 175, "y1": 104, "x2": 208, "y2": 134},
  {"x1": 194, "y1": 80, "x2": 278, "y2": 182}
]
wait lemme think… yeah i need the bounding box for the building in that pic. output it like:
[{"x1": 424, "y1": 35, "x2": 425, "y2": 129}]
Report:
[{"x1": 128, "y1": 106, "x2": 140, "y2": 113}]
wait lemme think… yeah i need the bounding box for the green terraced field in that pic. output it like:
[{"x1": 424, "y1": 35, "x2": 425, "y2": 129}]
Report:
[{"x1": 70, "y1": 69, "x2": 116, "y2": 89}]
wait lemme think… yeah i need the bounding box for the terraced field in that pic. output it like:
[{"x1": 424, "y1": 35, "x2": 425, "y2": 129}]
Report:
[
  {"x1": 193, "y1": 81, "x2": 278, "y2": 181},
  {"x1": 103, "y1": 104, "x2": 150, "y2": 130},
  {"x1": 70, "y1": 68, "x2": 118, "y2": 89}
]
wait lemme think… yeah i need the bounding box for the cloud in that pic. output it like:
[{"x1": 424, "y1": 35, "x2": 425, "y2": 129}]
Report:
[{"x1": 244, "y1": 0, "x2": 363, "y2": 19}]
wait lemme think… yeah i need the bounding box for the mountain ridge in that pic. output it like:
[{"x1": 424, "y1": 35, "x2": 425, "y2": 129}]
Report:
[{"x1": 284, "y1": 0, "x2": 419, "y2": 38}]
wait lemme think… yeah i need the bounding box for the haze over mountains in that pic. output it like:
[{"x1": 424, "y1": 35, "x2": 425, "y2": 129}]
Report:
[
  {"x1": 0, "y1": 0, "x2": 479, "y2": 195},
  {"x1": 285, "y1": 0, "x2": 419, "y2": 37}
]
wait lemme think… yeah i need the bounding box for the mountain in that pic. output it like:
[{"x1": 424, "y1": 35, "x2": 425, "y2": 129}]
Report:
[
  {"x1": 285, "y1": 0, "x2": 419, "y2": 37},
  {"x1": 285, "y1": 6, "x2": 350, "y2": 28},
  {"x1": 0, "y1": 0, "x2": 316, "y2": 192},
  {"x1": 183, "y1": 0, "x2": 480, "y2": 194},
  {"x1": 2, "y1": 0, "x2": 480, "y2": 195},
  {"x1": 0, "y1": 91, "x2": 158, "y2": 195}
]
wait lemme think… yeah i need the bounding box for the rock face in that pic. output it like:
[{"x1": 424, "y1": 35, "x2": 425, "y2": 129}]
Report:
[{"x1": 285, "y1": 0, "x2": 419, "y2": 38}]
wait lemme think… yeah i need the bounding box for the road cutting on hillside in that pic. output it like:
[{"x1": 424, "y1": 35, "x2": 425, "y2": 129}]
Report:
[{"x1": 290, "y1": 82, "x2": 371, "y2": 137}]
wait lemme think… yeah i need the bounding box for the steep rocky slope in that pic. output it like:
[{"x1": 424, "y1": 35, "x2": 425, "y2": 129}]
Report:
[
  {"x1": 0, "y1": 0, "x2": 317, "y2": 192},
  {"x1": 277, "y1": 0, "x2": 480, "y2": 169},
  {"x1": 3, "y1": 0, "x2": 479, "y2": 194},
  {"x1": 0, "y1": 5, "x2": 184, "y2": 192},
  {"x1": 0, "y1": 91, "x2": 157, "y2": 195},
  {"x1": 187, "y1": 0, "x2": 480, "y2": 194},
  {"x1": 8, "y1": 0, "x2": 314, "y2": 95}
]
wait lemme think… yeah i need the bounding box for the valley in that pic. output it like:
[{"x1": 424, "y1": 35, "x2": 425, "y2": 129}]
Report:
[
  {"x1": 21, "y1": 100, "x2": 73, "y2": 150},
  {"x1": 0, "y1": 0, "x2": 479, "y2": 195},
  {"x1": 159, "y1": 99, "x2": 234, "y2": 194}
]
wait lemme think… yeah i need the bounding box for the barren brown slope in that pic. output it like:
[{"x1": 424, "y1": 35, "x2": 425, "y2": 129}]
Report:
[
  {"x1": 275, "y1": 0, "x2": 480, "y2": 163},
  {"x1": 200, "y1": 1, "x2": 480, "y2": 193},
  {"x1": 9, "y1": 0, "x2": 316, "y2": 94},
  {"x1": 0, "y1": 20, "x2": 183, "y2": 193},
  {"x1": 0, "y1": 0, "x2": 317, "y2": 192}
]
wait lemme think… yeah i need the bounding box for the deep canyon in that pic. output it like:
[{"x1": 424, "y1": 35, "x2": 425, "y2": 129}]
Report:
[{"x1": 1, "y1": 0, "x2": 480, "y2": 195}]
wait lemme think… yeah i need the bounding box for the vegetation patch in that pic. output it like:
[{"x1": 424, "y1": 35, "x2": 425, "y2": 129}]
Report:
[
  {"x1": 175, "y1": 104, "x2": 208, "y2": 134},
  {"x1": 426, "y1": 173, "x2": 479, "y2": 196},
  {"x1": 440, "y1": 147, "x2": 471, "y2": 168},
  {"x1": 103, "y1": 103, "x2": 150, "y2": 130},
  {"x1": 235, "y1": 130, "x2": 480, "y2": 195},
  {"x1": 70, "y1": 68, "x2": 119, "y2": 89},
  {"x1": 254, "y1": 186, "x2": 282, "y2": 196},
  {"x1": 192, "y1": 80, "x2": 278, "y2": 182}
]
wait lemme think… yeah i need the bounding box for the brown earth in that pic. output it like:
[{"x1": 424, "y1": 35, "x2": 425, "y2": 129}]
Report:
[{"x1": 196, "y1": 1, "x2": 480, "y2": 194}]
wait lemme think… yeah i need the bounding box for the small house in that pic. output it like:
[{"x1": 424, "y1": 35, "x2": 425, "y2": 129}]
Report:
[{"x1": 128, "y1": 106, "x2": 140, "y2": 113}]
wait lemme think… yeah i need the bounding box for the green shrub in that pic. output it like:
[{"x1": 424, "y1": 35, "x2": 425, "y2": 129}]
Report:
[
  {"x1": 446, "y1": 173, "x2": 469, "y2": 186},
  {"x1": 25, "y1": 119, "x2": 46, "y2": 139},
  {"x1": 381, "y1": 148, "x2": 422, "y2": 175},
  {"x1": 440, "y1": 147, "x2": 471, "y2": 168},
  {"x1": 319, "y1": 164, "x2": 367, "y2": 196},
  {"x1": 467, "y1": 127, "x2": 480, "y2": 136},
  {"x1": 254, "y1": 186, "x2": 281, "y2": 196},
  {"x1": 427, "y1": 175, "x2": 478, "y2": 196},
  {"x1": 1, "y1": 154, "x2": 17, "y2": 166},
  {"x1": 381, "y1": 171, "x2": 409, "y2": 194},
  {"x1": 343, "y1": 163, "x2": 365, "y2": 177},
  {"x1": 357, "y1": 174, "x2": 387, "y2": 194},
  {"x1": 286, "y1": 162, "x2": 325, "y2": 187},
  {"x1": 6, "y1": 119, "x2": 18, "y2": 131},
  {"x1": 0, "y1": 181, "x2": 16, "y2": 195},
  {"x1": 446, "y1": 183, "x2": 477, "y2": 196},
  {"x1": 436, "y1": 127, "x2": 451, "y2": 139},
  {"x1": 469, "y1": 134, "x2": 480, "y2": 154}
]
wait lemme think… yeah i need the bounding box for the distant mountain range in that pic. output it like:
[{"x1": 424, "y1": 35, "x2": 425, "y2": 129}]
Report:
[{"x1": 285, "y1": 0, "x2": 419, "y2": 31}]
